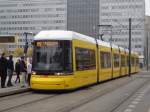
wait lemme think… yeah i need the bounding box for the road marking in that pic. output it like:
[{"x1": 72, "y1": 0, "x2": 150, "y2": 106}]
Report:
[
  {"x1": 132, "y1": 101, "x2": 139, "y2": 104},
  {"x1": 128, "y1": 104, "x2": 136, "y2": 108},
  {"x1": 148, "y1": 107, "x2": 150, "y2": 112},
  {"x1": 137, "y1": 92, "x2": 145, "y2": 94},
  {"x1": 134, "y1": 98, "x2": 141, "y2": 101},
  {"x1": 124, "y1": 108, "x2": 133, "y2": 112},
  {"x1": 138, "y1": 93, "x2": 145, "y2": 96},
  {"x1": 137, "y1": 95, "x2": 143, "y2": 99}
]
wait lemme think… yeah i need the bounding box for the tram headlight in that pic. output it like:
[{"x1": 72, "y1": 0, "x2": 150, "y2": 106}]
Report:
[
  {"x1": 32, "y1": 71, "x2": 36, "y2": 75},
  {"x1": 55, "y1": 73, "x2": 64, "y2": 76}
]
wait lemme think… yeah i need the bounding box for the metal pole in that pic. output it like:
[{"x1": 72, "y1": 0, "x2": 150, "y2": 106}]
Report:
[
  {"x1": 110, "y1": 26, "x2": 113, "y2": 45},
  {"x1": 100, "y1": 34, "x2": 104, "y2": 41},
  {"x1": 23, "y1": 32, "x2": 28, "y2": 57},
  {"x1": 147, "y1": 31, "x2": 149, "y2": 71},
  {"x1": 129, "y1": 18, "x2": 131, "y2": 77}
]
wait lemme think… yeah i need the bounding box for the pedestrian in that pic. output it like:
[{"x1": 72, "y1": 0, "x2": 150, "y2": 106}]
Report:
[
  {"x1": 0, "y1": 53, "x2": 8, "y2": 88},
  {"x1": 15, "y1": 58, "x2": 21, "y2": 83},
  {"x1": 7, "y1": 55, "x2": 14, "y2": 87},
  {"x1": 27, "y1": 58, "x2": 32, "y2": 86},
  {"x1": 20, "y1": 56, "x2": 27, "y2": 87}
]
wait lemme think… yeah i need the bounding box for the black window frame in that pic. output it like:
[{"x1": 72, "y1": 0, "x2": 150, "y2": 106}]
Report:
[
  {"x1": 100, "y1": 51, "x2": 111, "y2": 68},
  {"x1": 75, "y1": 47, "x2": 96, "y2": 71},
  {"x1": 32, "y1": 40, "x2": 73, "y2": 74},
  {"x1": 114, "y1": 53, "x2": 120, "y2": 68},
  {"x1": 121, "y1": 55, "x2": 126, "y2": 67}
]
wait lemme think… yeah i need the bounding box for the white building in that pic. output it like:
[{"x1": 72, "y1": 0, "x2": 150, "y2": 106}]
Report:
[{"x1": 100, "y1": 0, "x2": 145, "y2": 55}]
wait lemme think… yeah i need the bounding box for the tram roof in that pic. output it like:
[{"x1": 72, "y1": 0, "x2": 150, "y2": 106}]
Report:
[
  {"x1": 34, "y1": 30, "x2": 96, "y2": 44},
  {"x1": 34, "y1": 30, "x2": 137, "y2": 54},
  {"x1": 111, "y1": 43, "x2": 119, "y2": 49},
  {"x1": 97, "y1": 40, "x2": 111, "y2": 48},
  {"x1": 34, "y1": 30, "x2": 112, "y2": 47},
  {"x1": 119, "y1": 46, "x2": 125, "y2": 52}
]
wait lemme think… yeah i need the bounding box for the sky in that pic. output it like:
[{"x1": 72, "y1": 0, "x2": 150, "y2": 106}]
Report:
[{"x1": 146, "y1": 0, "x2": 150, "y2": 16}]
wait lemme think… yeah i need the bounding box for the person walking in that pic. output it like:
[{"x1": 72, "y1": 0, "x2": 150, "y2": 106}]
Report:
[
  {"x1": 27, "y1": 58, "x2": 32, "y2": 86},
  {"x1": 15, "y1": 59, "x2": 21, "y2": 83},
  {"x1": 0, "y1": 53, "x2": 8, "y2": 88},
  {"x1": 20, "y1": 56, "x2": 27, "y2": 87},
  {"x1": 7, "y1": 55, "x2": 14, "y2": 87}
]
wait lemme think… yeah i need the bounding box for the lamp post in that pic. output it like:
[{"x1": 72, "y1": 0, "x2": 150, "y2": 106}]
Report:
[
  {"x1": 99, "y1": 34, "x2": 104, "y2": 41},
  {"x1": 23, "y1": 32, "x2": 33, "y2": 57},
  {"x1": 128, "y1": 18, "x2": 132, "y2": 77},
  {"x1": 146, "y1": 30, "x2": 149, "y2": 71},
  {"x1": 98, "y1": 25, "x2": 113, "y2": 43}
]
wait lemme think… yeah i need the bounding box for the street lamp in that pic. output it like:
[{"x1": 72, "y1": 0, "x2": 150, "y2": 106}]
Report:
[
  {"x1": 99, "y1": 34, "x2": 104, "y2": 41},
  {"x1": 128, "y1": 18, "x2": 132, "y2": 77},
  {"x1": 98, "y1": 25, "x2": 113, "y2": 43},
  {"x1": 23, "y1": 32, "x2": 33, "y2": 57},
  {"x1": 146, "y1": 29, "x2": 149, "y2": 71}
]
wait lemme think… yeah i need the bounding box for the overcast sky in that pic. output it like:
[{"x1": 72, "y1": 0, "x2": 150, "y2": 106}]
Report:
[{"x1": 146, "y1": 0, "x2": 150, "y2": 16}]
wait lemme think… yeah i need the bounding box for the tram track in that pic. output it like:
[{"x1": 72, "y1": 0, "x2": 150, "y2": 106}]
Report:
[
  {"x1": 0, "y1": 75, "x2": 146, "y2": 112},
  {"x1": 0, "y1": 92, "x2": 32, "y2": 102},
  {"x1": 0, "y1": 92, "x2": 59, "y2": 112},
  {"x1": 109, "y1": 78, "x2": 150, "y2": 112},
  {"x1": 56, "y1": 77, "x2": 150, "y2": 112}
]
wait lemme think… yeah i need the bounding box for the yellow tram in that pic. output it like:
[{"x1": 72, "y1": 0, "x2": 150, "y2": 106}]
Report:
[{"x1": 30, "y1": 30, "x2": 140, "y2": 90}]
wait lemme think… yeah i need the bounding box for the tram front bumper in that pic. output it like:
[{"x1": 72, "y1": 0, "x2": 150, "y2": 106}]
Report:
[
  {"x1": 30, "y1": 77, "x2": 66, "y2": 90},
  {"x1": 30, "y1": 75, "x2": 75, "y2": 90}
]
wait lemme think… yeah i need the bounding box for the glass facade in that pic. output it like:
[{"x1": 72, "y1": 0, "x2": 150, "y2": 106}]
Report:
[{"x1": 67, "y1": 0, "x2": 99, "y2": 38}]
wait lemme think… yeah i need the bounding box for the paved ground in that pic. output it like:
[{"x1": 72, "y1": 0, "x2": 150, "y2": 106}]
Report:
[
  {"x1": 0, "y1": 71, "x2": 149, "y2": 112},
  {"x1": 0, "y1": 71, "x2": 149, "y2": 98},
  {"x1": 0, "y1": 75, "x2": 30, "y2": 97}
]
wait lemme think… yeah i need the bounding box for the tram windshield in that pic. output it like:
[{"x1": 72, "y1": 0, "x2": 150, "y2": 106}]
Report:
[{"x1": 32, "y1": 40, "x2": 72, "y2": 74}]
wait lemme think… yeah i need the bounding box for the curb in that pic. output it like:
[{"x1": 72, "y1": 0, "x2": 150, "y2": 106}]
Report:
[{"x1": 0, "y1": 88, "x2": 31, "y2": 97}]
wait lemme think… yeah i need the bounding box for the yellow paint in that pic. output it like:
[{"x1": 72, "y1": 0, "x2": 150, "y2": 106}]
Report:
[
  {"x1": 31, "y1": 38, "x2": 141, "y2": 90},
  {"x1": 72, "y1": 39, "x2": 97, "y2": 87},
  {"x1": 120, "y1": 51, "x2": 127, "y2": 76}
]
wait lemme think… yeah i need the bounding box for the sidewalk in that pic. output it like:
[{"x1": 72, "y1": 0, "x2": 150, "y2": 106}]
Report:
[{"x1": 0, "y1": 75, "x2": 30, "y2": 97}]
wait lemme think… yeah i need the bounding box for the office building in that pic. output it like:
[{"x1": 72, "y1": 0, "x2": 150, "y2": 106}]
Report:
[
  {"x1": 0, "y1": 0, "x2": 67, "y2": 53},
  {"x1": 0, "y1": 0, "x2": 145, "y2": 56},
  {"x1": 100, "y1": 0, "x2": 145, "y2": 55}
]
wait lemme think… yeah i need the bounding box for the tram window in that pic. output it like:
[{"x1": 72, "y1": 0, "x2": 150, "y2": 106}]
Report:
[
  {"x1": 75, "y1": 48, "x2": 96, "y2": 70},
  {"x1": 100, "y1": 52, "x2": 111, "y2": 68},
  {"x1": 131, "y1": 57, "x2": 135, "y2": 66},
  {"x1": 121, "y1": 55, "x2": 126, "y2": 67},
  {"x1": 114, "y1": 54, "x2": 120, "y2": 67},
  {"x1": 127, "y1": 56, "x2": 129, "y2": 66},
  {"x1": 36, "y1": 52, "x2": 47, "y2": 64},
  {"x1": 32, "y1": 40, "x2": 73, "y2": 73},
  {"x1": 136, "y1": 58, "x2": 139, "y2": 66}
]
